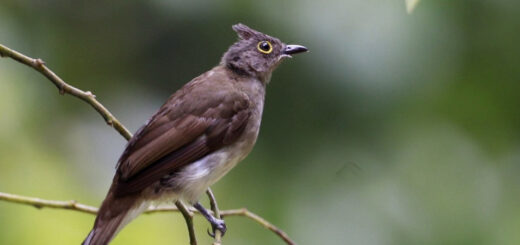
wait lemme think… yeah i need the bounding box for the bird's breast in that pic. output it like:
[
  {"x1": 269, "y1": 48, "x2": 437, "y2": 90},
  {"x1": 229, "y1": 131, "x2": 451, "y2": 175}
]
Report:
[
  {"x1": 150, "y1": 77, "x2": 266, "y2": 204},
  {"x1": 162, "y1": 136, "x2": 257, "y2": 203}
]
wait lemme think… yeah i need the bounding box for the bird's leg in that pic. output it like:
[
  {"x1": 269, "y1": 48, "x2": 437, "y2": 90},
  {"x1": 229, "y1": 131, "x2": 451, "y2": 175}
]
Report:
[{"x1": 194, "y1": 202, "x2": 227, "y2": 237}]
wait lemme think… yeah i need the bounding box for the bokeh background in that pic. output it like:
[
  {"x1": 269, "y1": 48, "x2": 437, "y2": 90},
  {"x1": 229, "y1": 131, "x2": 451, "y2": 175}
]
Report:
[{"x1": 1, "y1": 0, "x2": 520, "y2": 244}]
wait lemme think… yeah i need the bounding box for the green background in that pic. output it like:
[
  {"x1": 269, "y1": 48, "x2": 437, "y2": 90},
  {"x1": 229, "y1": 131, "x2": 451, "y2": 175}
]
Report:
[{"x1": 1, "y1": 0, "x2": 520, "y2": 244}]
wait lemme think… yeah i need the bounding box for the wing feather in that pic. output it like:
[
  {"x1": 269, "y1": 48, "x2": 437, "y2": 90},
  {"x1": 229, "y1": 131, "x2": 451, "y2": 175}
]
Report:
[{"x1": 113, "y1": 75, "x2": 251, "y2": 196}]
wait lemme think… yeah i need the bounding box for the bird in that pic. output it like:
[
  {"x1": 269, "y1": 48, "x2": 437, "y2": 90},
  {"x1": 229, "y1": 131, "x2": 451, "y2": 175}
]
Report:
[{"x1": 82, "y1": 23, "x2": 308, "y2": 245}]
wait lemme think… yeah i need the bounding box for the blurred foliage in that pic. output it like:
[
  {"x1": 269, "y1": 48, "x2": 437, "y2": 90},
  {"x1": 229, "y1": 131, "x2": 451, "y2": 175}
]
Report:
[
  {"x1": 406, "y1": 0, "x2": 420, "y2": 13},
  {"x1": 1, "y1": 0, "x2": 520, "y2": 244}
]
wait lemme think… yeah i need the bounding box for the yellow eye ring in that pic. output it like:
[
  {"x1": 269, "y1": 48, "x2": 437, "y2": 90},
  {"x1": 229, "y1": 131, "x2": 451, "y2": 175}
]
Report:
[{"x1": 257, "y1": 41, "x2": 273, "y2": 54}]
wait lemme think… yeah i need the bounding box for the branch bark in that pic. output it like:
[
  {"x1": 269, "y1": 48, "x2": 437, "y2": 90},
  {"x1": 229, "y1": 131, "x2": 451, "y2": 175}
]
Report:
[
  {"x1": 0, "y1": 44, "x2": 132, "y2": 141},
  {"x1": 0, "y1": 43, "x2": 297, "y2": 245},
  {"x1": 0, "y1": 192, "x2": 296, "y2": 245},
  {"x1": 175, "y1": 201, "x2": 197, "y2": 245},
  {"x1": 206, "y1": 190, "x2": 223, "y2": 245}
]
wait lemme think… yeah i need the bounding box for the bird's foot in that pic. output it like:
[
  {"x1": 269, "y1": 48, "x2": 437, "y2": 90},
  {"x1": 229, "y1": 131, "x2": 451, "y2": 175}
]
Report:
[
  {"x1": 207, "y1": 218, "x2": 227, "y2": 237},
  {"x1": 194, "y1": 202, "x2": 227, "y2": 238}
]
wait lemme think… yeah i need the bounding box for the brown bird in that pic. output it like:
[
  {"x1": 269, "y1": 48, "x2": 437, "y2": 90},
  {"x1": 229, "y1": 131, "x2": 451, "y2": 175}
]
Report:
[{"x1": 82, "y1": 23, "x2": 308, "y2": 245}]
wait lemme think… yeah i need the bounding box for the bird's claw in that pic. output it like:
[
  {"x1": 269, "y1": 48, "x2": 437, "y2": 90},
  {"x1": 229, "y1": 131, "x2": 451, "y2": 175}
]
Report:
[
  {"x1": 207, "y1": 228, "x2": 215, "y2": 238},
  {"x1": 207, "y1": 218, "x2": 227, "y2": 238}
]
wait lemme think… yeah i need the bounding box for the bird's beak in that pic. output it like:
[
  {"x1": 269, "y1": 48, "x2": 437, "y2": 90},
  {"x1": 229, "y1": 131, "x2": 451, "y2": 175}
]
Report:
[{"x1": 283, "y1": 44, "x2": 308, "y2": 55}]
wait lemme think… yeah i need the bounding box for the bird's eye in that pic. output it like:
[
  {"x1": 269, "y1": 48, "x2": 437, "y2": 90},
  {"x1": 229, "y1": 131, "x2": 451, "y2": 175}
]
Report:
[{"x1": 257, "y1": 41, "x2": 273, "y2": 54}]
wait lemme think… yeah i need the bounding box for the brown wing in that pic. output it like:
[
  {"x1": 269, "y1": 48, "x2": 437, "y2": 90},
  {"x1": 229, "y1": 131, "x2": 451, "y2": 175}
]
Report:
[{"x1": 113, "y1": 79, "x2": 251, "y2": 197}]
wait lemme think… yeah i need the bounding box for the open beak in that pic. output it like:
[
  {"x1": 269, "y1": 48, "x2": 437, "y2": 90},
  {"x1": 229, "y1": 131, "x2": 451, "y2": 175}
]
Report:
[{"x1": 283, "y1": 44, "x2": 308, "y2": 55}]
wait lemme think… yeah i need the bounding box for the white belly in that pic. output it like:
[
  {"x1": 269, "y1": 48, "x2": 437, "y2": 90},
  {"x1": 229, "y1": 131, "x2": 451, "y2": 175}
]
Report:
[{"x1": 160, "y1": 139, "x2": 253, "y2": 203}]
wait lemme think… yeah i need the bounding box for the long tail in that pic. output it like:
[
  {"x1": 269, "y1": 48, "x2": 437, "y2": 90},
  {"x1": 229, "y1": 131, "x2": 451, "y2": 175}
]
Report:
[{"x1": 82, "y1": 191, "x2": 145, "y2": 245}]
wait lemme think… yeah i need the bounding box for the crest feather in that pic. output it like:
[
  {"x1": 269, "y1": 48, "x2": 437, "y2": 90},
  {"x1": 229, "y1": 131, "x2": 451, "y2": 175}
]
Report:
[{"x1": 232, "y1": 23, "x2": 260, "y2": 40}]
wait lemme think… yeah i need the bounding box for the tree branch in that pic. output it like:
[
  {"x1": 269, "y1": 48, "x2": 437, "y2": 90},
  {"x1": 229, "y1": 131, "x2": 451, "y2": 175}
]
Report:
[
  {"x1": 175, "y1": 201, "x2": 197, "y2": 245},
  {"x1": 206, "y1": 190, "x2": 223, "y2": 245},
  {"x1": 0, "y1": 44, "x2": 132, "y2": 141},
  {"x1": 0, "y1": 43, "x2": 297, "y2": 245},
  {"x1": 0, "y1": 192, "x2": 296, "y2": 245}
]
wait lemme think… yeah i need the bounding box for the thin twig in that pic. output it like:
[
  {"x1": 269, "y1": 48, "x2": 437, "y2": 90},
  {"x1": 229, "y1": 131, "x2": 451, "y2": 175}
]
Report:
[
  {"x1": 221, "y1": 208, "x2": 296, "y2": 245},
  {"x1": 0, "y1": 44, "x2": 132, "y2": 140},
  {"x1": 175, "y1": 201, "x2": 197, "y2": 245},
  {"x1": 0, "y1": 192, "x2": 98, "y2": 214},
  {"x1": 0, "y1": 43, "x2": 297, "y2": 245},
  {"x1": 0, "y1": 192, "x2": 297, "y2": 244},
  {"x1": 206, "y1": 189, "x2": 223, "y2": 245}
]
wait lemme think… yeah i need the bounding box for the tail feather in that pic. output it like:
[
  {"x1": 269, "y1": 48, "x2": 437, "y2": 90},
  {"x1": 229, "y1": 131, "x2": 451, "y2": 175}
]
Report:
[
  {"x1": 83, "y1": 230, "x2": 95, "y2": 245},
  {"x1": 81, "y1": 211, "x2": 128, "y2": 245},
  {"x1": 82, "y1": 192, "x2": 144, "y2": 245}
]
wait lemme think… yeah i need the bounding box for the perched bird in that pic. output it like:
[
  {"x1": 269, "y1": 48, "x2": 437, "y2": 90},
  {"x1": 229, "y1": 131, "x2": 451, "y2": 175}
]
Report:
[{"x1": 82, "y1": 23, "x2": 308, "y2": 245}]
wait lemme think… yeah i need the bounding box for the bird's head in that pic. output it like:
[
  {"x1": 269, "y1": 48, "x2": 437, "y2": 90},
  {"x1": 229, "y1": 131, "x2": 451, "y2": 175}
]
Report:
[{"x1": 221, "y1": 23, "x2": 308, "y2": 82}]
